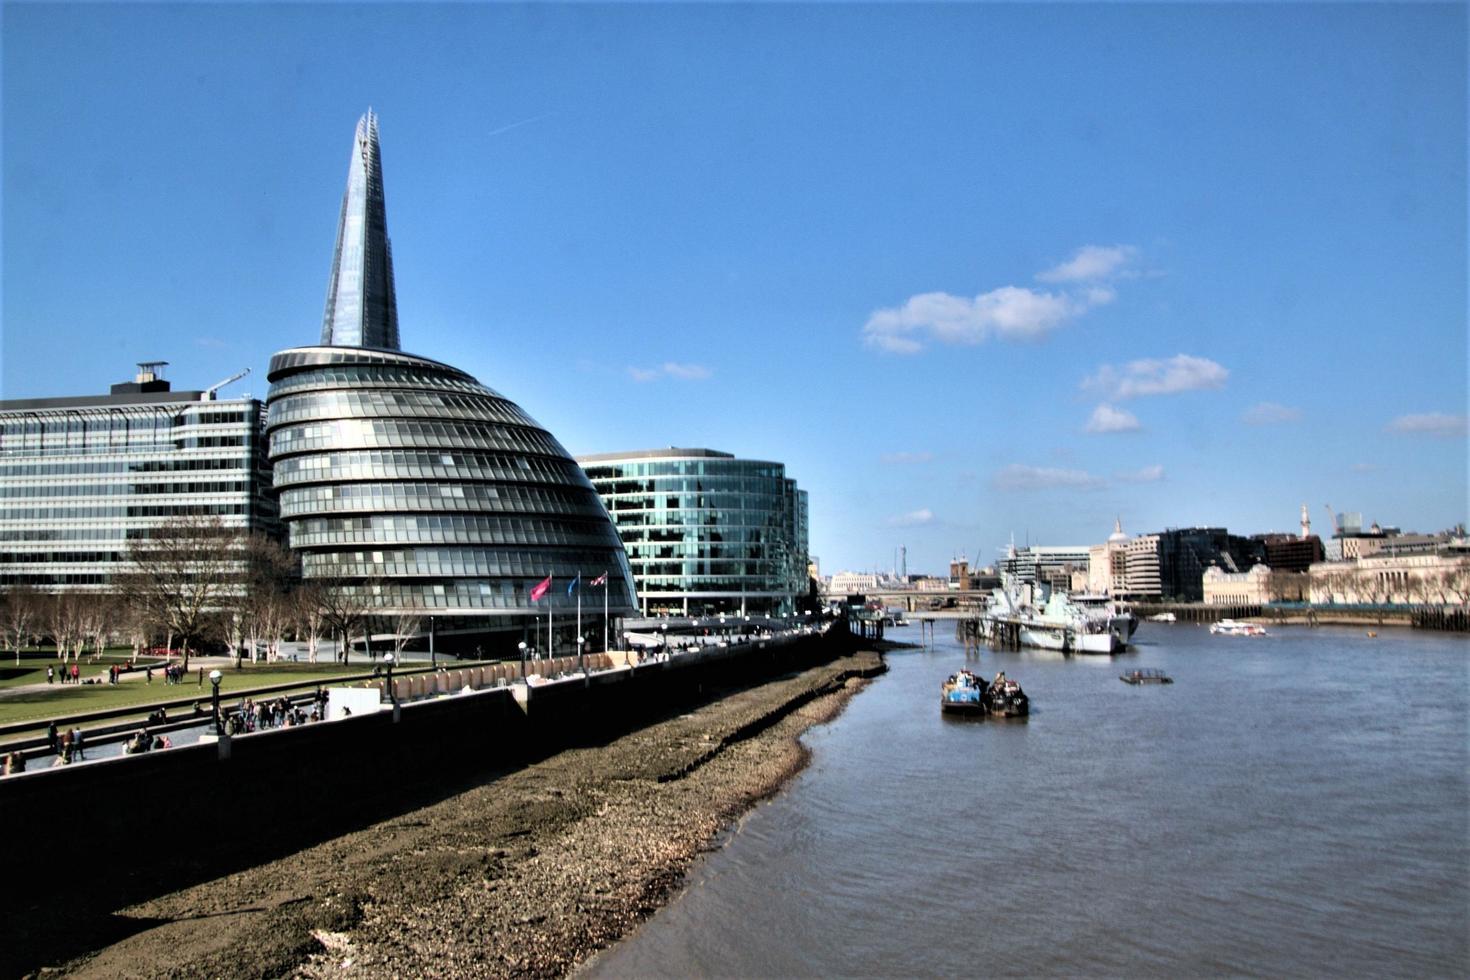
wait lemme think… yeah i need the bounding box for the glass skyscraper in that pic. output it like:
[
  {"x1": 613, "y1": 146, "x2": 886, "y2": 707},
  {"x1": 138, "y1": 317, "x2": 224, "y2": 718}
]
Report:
[
  {"x1": 266, "y1": 112, "x2": 636, "y2": 650},
  {"x1": 0, "y1": 363, "x2": 276, "y2": 591},
  {"x1": 576, "y1": 448, "x2": 809, "y2": 616}
]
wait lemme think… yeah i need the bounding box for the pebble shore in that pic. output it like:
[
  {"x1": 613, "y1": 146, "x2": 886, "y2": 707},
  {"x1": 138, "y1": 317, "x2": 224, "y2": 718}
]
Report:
[{"x1": 54, "y1": 650, "x2": 884, "y2": 979}]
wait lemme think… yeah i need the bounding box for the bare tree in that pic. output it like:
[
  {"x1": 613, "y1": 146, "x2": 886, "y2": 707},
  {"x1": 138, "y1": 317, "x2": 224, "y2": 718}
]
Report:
[
  {"x1": 76, "y1": 594, "x2": 122, "y2": 662},
  {"x1": 1441, "y1": 559, "x2": 1470, "y2": 608},
  {"x1": 119, "y1": 516, "x2": 241, "y2": 671},
  {"x1": 1406, "y1": 571, "x2": 1437, "y2": 609},
  {"x1": 292, "y1": 582, "x2": 326, "y2": 664},
  {"x1": 239, "y1": 534, "x2": 297, "y2": 663},
  {"x1": 1268, "y1": 571, "x2": 1309, "y2": 603},
  {"x1": 45, "y1": 593, "x2": 84, "y2": 663},
  {"x1": 390, "y1": 607, "x2": 422, "y2": 660},
  {"x1": 1, "y1": 584, "x2": 40, "y2": 666},
  {"x1": 316, "y1": 575, "x2": 375, "y2": 665}
]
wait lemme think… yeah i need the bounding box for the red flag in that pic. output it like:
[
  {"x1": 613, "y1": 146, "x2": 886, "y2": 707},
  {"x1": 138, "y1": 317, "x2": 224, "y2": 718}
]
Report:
[
  {"x1": 591, "y1": 571, "x2": 608, "y2": 586},
  {"x1": 529, "y1": 575, "x2": 552, "y2": 602}
]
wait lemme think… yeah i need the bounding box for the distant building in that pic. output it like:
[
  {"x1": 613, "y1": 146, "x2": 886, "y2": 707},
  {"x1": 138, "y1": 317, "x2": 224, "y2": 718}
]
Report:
[
  {"x1": 1122, "y1": 527, "x2": 1264, "y2": 602},
  {"x1": 0, "y1": 362, "x2": 277, "y2": 591},
  {"x1": 949, "y1": 557, "x2": 971, "y2": 590},
  {"x1": 1309, "y1": 539, "x2": 1469, "y2": 605},
  {"x1": 578, "y1": 448, "x2": 808, "y2": 616},
  {"x1": 1253, "y1": 533, "x2": 1325, "y2": 574},
  {"x1": 1000, "y1": 545, "x2": 1090, "y2": 591},
  {"x1": 829, "y1": 571, "x2": 881, "y2": 595},
  {"x1": 1087, "y1": 518, "x2": 1131, "y2": 594},
  {"x1": 1202, "y1": 564, "x2": 1272, "y2": 606}
]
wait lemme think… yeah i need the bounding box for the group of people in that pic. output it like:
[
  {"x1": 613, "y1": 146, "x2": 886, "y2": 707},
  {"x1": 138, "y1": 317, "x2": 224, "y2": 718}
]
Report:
[
  {"x1": 44, "y1": 722, "x2": 86, "y2": 765},
  {"x1": 44, "y1": 663, "x2": 82, "y2": 685},
  {"x1": 124, "y1": 728, "x2": 170, "y2": 754}
]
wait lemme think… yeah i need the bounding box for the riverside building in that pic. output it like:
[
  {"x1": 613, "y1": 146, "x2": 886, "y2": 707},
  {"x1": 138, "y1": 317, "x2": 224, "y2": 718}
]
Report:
[
  {"x1": 575, "y1": 448, "x2": 809, "y2": 617},
  {"x1": 265, "y1": 111, "x2": 636, "y2": 652},
  {"x1": 0, "y1": 362, "x2": 276, "y2": 591}
]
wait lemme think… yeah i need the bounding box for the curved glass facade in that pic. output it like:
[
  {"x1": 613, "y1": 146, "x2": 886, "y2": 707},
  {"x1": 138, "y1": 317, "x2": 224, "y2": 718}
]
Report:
[
  {"x1": 265, "y1": 347, "x2": 637, "y2": 633},
  {"x1": 576, "y1": 448, "x2": 809, "y2": 616}
]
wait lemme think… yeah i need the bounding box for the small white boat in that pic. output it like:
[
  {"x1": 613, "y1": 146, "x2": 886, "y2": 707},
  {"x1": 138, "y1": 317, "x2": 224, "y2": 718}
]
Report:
[
  {"x1": 1210, "y1": 619, "x2": 1267, "y2": 637},
  {"x1": 1147, "y1": 612, "x2": 1177, "y2": 623}
]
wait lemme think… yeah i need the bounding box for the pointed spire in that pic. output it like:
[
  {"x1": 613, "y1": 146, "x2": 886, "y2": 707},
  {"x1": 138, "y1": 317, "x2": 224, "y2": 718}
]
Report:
[{"x1": 320, "y1": 110, "x2": 400, "y2": 350}]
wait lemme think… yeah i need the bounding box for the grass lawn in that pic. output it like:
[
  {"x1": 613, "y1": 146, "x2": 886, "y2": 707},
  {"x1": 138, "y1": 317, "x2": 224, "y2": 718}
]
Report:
[
  {"x1": 0, "y1": 661, "x2": 393, "y2": 731},
  {"x1": 0, "y1": 648, "x2": 144, "y2": 689}
]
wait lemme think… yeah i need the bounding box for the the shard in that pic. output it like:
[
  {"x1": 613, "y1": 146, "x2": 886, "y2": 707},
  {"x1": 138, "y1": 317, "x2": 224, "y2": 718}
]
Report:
[
  {"x1": 320, "y1": 109, "x2": 400, "y2": 350},
  {"x1": 267, "y1": 111, "x2": 639, "y2": 655}
]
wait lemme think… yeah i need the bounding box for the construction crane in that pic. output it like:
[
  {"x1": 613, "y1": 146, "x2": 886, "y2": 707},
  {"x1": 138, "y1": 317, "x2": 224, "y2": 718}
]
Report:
[
  {"x1": 1322, "y1": 504, "x2": 1340, "y2": 538},
  {"x1": 201, "y1": 367, "x2": 251, "y2": 401}
]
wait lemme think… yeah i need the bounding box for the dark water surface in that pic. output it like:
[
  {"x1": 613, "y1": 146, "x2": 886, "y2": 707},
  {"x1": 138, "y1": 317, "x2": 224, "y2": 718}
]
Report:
[{"x1": 585, "y1": 624, "x2": 1469, "y2": 978}]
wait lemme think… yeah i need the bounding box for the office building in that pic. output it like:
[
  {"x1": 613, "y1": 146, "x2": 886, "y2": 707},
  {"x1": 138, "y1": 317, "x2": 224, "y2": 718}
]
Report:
[
  {"x1": 576, "y1": 448, "x2": 809, "y2": 616},
  {"x1": 1001, "y1": 544, "x2": 1090, "y2": 591},
  {"x1": 0, "y1": 362, "x2": 276, "y2": 591},
  {"x1": 1121, "y1": 527, "x2": 1264, "y2": 601},
  {"x1": 266, "y1": 112, "x2": 637, "y2": 650}
]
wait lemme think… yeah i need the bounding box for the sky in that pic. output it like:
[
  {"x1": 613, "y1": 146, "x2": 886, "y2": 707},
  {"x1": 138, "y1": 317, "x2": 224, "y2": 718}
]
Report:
[{"x1": 3, "y1": 2, "x2": 1466, "y2": 577}]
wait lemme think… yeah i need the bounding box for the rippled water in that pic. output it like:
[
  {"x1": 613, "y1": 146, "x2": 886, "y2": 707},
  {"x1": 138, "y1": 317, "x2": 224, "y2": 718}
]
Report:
[{"x1": 585, "y1": 623, "x2": 1469, "y2": 978}]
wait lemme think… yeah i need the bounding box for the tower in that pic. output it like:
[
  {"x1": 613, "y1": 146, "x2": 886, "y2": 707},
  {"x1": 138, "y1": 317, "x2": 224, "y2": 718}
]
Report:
[
  {"x1": 320, "y1": 109, "x2": 400, "y2": 350},
  {"x1": 1300, "y1": 503, "x2": 1311, "y2": 540}
]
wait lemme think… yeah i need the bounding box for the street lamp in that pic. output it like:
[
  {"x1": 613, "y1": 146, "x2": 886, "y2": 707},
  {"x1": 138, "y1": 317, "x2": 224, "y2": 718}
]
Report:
[
  {"x1": 577, "y1": 634, "x2": 586, "y2": 677},
  {"x1": 518, "y1": 641, "x2": 527, "y2": 680},
  {"x1": 383, "y1": 652, "x2": 395, "y2": 705},
  {"x1": 209, "y1": 670, "x2": 223, "y2": 736}
]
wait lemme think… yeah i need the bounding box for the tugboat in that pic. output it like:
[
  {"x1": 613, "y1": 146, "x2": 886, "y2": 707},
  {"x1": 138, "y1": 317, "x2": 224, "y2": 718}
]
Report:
[
  {"x1": 983, "y1": 672, "x2": 1030, "y2": 717},
  {"x1": 940, "y1": 669, "x2": 986, "y2": 715},
  {"x1": 1120, "y1": 667, "x2": 1173, "y2": 685}
]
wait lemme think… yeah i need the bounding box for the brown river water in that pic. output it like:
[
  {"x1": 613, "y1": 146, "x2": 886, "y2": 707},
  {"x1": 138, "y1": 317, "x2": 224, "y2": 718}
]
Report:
[{"x1": 585, "y1": 622, "x2": 1469, "y2": 978}]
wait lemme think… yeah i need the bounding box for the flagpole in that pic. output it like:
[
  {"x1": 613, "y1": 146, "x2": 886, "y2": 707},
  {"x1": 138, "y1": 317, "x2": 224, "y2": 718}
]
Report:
[
  {"x1": 603, "y1": 577, "x2": 609, "y2": 655},
  {"x1": 549, "y1": 580, "x2": 554, "y2": 665}
]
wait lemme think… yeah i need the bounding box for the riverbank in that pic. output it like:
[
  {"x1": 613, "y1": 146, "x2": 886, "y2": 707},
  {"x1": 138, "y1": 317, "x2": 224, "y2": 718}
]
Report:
[{"x1": 46, "y1": 649, "x2": 885, "y2": 978}]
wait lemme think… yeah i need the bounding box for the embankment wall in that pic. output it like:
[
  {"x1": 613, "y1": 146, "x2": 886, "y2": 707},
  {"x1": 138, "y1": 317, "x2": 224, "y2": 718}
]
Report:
[{"x1": 0, "y1": 631, "x2": 852, "y2": 924}]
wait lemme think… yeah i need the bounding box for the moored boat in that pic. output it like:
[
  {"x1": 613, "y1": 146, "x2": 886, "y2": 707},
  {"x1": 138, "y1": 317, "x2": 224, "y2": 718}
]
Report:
[
  {"x1": 1148, "y1": 612, "x2": 1177, "y2": 623},
  {"x1": 982, "y1": 580, "x2": 1130, "y2": 654},
  {"x1": 940, "y1": 669, "x2": 986, "y2": 715},
  {"x1": 983, "y1": 672, "x2": 1030, "y2": 717},
  {"x1": 1120, "y1": 668, "x2": 1173, "y2": 685}
]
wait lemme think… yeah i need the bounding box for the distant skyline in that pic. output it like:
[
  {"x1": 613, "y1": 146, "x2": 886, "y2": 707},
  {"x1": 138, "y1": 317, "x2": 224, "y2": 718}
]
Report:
[{"x1": 4, "y1": 3, "x2": 1465, "y2": 575}]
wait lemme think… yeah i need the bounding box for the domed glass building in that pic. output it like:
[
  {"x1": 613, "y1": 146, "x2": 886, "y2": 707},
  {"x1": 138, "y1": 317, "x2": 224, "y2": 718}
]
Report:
[{"x1": 266, "y1": 113, "x2": 636, "y2": 651}]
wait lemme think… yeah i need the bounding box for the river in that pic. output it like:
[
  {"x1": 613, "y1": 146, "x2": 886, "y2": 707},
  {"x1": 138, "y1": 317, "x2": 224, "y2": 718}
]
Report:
[{"x1": 585, "y1": 622, "x2": 1469, "y2": 977}]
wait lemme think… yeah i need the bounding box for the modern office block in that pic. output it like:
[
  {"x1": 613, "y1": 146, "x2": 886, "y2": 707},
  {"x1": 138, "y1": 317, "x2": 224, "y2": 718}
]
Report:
[
  {"x1": 576, "y1": 448, "x2": 809, "y2": 616},
  {"x1": 0, "y1": 362, "x2": 276, "y2": 591}
]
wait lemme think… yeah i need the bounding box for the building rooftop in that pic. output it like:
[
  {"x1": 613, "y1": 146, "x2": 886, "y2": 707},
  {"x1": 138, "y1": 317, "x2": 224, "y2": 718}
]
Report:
[{"x1": 576, "y1": 447, "x2": 738, "y2": 463}]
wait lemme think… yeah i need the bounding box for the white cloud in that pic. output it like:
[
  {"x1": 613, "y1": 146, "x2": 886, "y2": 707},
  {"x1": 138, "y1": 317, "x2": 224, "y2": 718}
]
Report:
[
  {"x1": 992, "y1": 463, "x2": 1106, "y2": 492},
  {"x1": 887, "y1": 508, "x2": 935, "y2": 527},
  {"x1": 1386, "y1": 412, "x2": 1468, "y2": 437},
  {"x1": 627, "y1": 362, "x2": 712, "y2": 383},
  {"x1": 1083, "y1": 353, "x2": 1228, "y2": 400},
  {"x1": 1037, "y1": 244, "x2": 1137, "y2": 283},
  {"x1": 1116, "y1": 464, "x2": 1165, "y2": 483},
  {"x1": 1242, "y1": 402, "x2": 1302, "y2": 425},
  {"x1": 863, "y1": 285, "x2": 1110, "y2": 354},
  {"x1": 880, "y1": 451, "x2": 935, "y2": 465},
  {"x1": 1085, "y1": 403, "x2": 1141, "y2": 433}
]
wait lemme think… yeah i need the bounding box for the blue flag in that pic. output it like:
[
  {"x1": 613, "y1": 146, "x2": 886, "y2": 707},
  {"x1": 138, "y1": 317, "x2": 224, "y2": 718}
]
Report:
[{"x1": 567, "y1": 573, "x2": 581, "y2": 595}]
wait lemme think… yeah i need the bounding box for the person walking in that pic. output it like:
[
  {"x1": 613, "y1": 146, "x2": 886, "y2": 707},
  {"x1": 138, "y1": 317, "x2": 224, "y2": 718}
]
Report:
[
  {"x1": 46, "y1": 721, "x2": 58, "y2": 753},
  {"x1": 71, "y1": 728, "x2": 85, "y2": 760},
  {"x1": 46, "y1": 665, "x2": 54, "y2": 685}
]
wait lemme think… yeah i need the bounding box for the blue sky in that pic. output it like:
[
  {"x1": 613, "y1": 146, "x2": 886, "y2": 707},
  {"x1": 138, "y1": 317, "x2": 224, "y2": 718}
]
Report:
[{"x1": 3, "y1": 2, "x2": 1465, "y2": 576}]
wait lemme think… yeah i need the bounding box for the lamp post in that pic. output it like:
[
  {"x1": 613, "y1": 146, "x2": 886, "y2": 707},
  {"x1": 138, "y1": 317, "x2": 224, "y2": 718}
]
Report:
[
  {"x1": 429, "y1": 615, "x2": 436, "y2": 668},
  {"x1": 209, "y1": 670, "x2": 223, "y2": 736},
  {"x1": 518, "y1": 641, "x2": 527, "y2": 681},
  {"x1": 577, "y1": 634, "x2": 586, "y2": 677},
  {"x1": 660, "y1": 622, "x2": 668, "y2": 657},
  {"x1": 383, "y1": 652, "x2": 395, "y2": 705}
]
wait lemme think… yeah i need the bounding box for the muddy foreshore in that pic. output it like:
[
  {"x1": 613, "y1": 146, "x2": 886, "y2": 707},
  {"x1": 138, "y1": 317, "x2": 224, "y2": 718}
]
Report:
[{"x1": 47, "y1": 650, "x2": 885, "y2": 979}]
